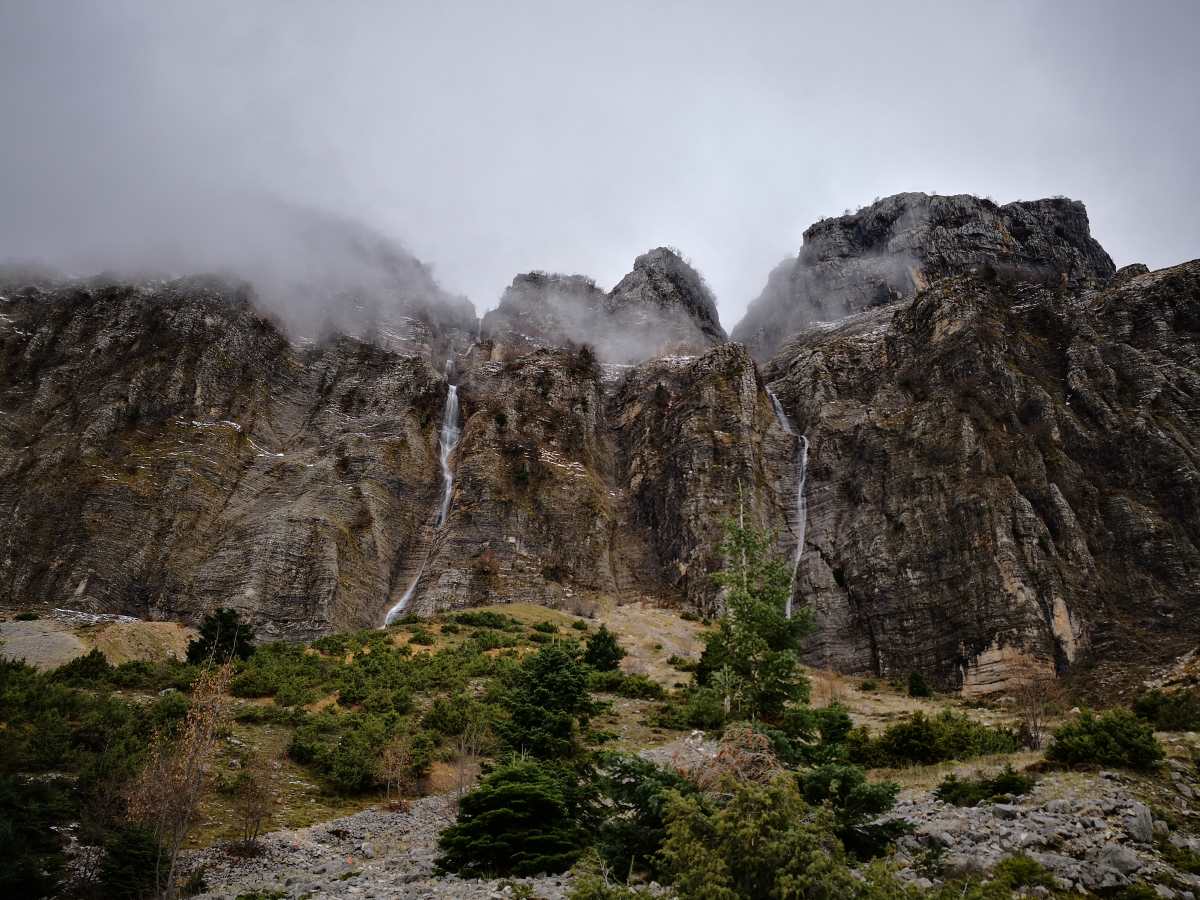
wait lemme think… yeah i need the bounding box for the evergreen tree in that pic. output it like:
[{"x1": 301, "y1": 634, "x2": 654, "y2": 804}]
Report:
[
  {"x1": 186, "y1": 608, "x2": 255, "y2": 664},
  {"x1": 498, "y1": 641, "x2": 591, "y2": 758},
  {"x1": 696, "y1": 519, "x2": 811, "y2": 721},
  {"x1": 436, "y1": 759, "x2": 591, "y2": 876},
  {"x1": 583, "y1": 624, "x2": 626, "y2": 671}
]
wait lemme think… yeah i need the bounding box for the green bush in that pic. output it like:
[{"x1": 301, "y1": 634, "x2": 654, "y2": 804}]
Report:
[
  {"x1": 933, "y1": 765, "x2": 1035, "y2": 807},
  {"x1": 499, "y1": 642, "x2": 591, "y2": 758},
  {"x1": 859, "y1": 679, "x2": 878, "y2": 692},
  {"x1": 594, "y1": 752, "x2": 696, "y2": 880},
  {"x1": 408, "y1": 626, "x2": 436, "y2": 646},
  {"x1": 51, "y1": 648, "x2": 113, "y2": 685},
  {"x1": 99, "y1": 823, "x2": 165, "y2": 900},
  {"x1": 471, "y1": 629, "x2": 519, "y2": 651},
  {"x1": 531, "y1": 621, "x2": 559, "y2": 634},
  {"x1": 583, "y1": 625, "x2": 626, "y2": 672},
  {"x1": 423, "y1": 693, "x2": 473, "y2": 736},
  {"x1": 907, "y1": 671, "x2": 932, "y2": 698},
  {"x1": 187, "y1": 607, "x2": 256, "y2": 664},
  {"x1": 666, "y1": 655, "x2": 698, "y2": 673},
  {"x1": 615, "y1": 674, "x2": 664, "y2": 700},
  {"x1": 1133, "y1": 688, "x2": 1200, "y2": 732},
  {"x1": 13, "y1": 611, "x2": 39, "y2": 621},
  {"x1": 454, "y1": 610, "x2": 517, "y2": 629},
  {"x1": 571, "y1": 620, "x2": 589, "y2": 631},
  {"x1": 653, "y1": 686, "x2": 726, "y2": 730},
  {"x1": 440, "y1": 623, "x2": 461, "y2": 635},
  {"x1": 795, "y1": 762, "x2": 903, "y2": 857},
  {"x1": 437, "y1": 759, "x2": 592, "y2": 876},
  {"x1": 0, "y1": 775, "x2": 69, "y2": 898},
  {"x1": 1046, "y1": 709, "x2": 1164, "y2": 771},
  {"x1": 661, "y1": 776, "x2": 858, "y2": 898},
  {"x1": 847, "y1": 711, "x2": 1019, "y2": 768}
]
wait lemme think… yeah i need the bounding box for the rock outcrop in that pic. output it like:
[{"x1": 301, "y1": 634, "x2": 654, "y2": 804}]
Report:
[
  {"x1": 0, "y1": 272, "x2": 787, "y2": 634},
  {"x1": 482, "y1": 247, "x2": 726, "y2": 363},
  {"x1": 765, "y1": 259, "x2": 1200, "y2": 690},
  {"x1": 3, "y1": 193, "x2": 1197, "y2": 696},
  {"x1": 734, "y1": 193, "x2": 1116, "y2": 360}
]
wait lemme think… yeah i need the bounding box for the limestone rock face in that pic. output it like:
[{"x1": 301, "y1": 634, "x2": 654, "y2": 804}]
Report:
[
  {"x1": 764, "y1": 260, "x2": 1200, "y2": 690},
  {"x1": 482, "y1": 247, "x2": 726, "y2": 363},
  {"x1": 0, "y1": 274, "x2": 788, "y2": 633},
  {"x1": 0, "y1": 276, "x2": 448, "y2": 638},
  {"x1": 734, "y1": 193, "x2": 1116, "y2": 360}
]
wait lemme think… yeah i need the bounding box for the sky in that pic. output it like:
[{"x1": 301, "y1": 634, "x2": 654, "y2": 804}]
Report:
[{"x1": 1, "y1": 0, "x2": 1198, "y2": 329}]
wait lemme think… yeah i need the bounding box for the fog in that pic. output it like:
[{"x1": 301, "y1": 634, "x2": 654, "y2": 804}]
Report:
[{"x1": 1, "y1": 1, "x2": 1197, "y2": 329}]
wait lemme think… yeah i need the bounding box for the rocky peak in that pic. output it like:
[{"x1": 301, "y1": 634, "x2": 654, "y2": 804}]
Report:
[
  {"x1": 481, "y1": 249, "x2": 726, "y2": 364},
  {"x1": 733, "y1": 192, "x2": 1116, "y2": 360},
  {"x1": 605, "y1": 246, "x2": 727, "y2": 347}
]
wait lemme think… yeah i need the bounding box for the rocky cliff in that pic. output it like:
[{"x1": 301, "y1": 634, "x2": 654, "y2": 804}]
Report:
[
  {"x1": 0, "y1": 269, "x2": 789, "y2": 635},
  {"x1": 734, "y1": 193, "x2": 1116, "y2": 360},
  {"x1": 482, "y1": 247, "x2": 726, "y2": 363},
  {"x1": 764, "y1": 259, "x2": 1200, "y2": 692},
  {"x1": 2, "y1": 193, "x2": 1197, "y2": 694}
]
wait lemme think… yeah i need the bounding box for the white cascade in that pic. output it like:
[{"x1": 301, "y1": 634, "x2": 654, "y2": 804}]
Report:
[
  {"x1": 766, "y1": 388, "x2": 809, "y2": 619},
  {"x1": 385, "y1": 363, "x2": 462, "y2": 625}
]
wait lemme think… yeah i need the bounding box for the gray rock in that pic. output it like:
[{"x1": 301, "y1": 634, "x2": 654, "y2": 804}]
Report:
[{"x1": 1126, "y1": 801, "x2": 1154, "y2": 843}]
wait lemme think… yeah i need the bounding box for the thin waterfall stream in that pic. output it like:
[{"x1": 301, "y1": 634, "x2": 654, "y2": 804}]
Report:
[
  {"x1": 766, "y1": 388, "x2": 808, "y2": 619},
  {"x1": 384, "y1": 363, "x2": 461, "y2": 625}
]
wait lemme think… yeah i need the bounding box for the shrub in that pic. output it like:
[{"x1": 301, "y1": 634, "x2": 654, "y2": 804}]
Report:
[
  {"x1": 594, "y1": 752, "x2": 697, "y2": 880},
  {"x1": 934, "y1": 765, "x2": 1035, "y2": 807},
  {"x1": 847, "y1": 711, "x2": 1019, "y2": 768},
  {"x1": 531, "y1": 621, "x2": 559, "y2": 634},
  {"x1": 0, "y1": 775, "x2": 69, "y2": 898},
  {"x1": 13, "y1": 611, "x2": 38, "y2": 621},
  {"x1": 440, "y1": 623, "x2": 461, "y2": 635},
  {"x1": 859, "y1": 679, "x2": 878, "y2": 692},
  {"x1": 795, "y1": 762, "x2": 903, "y2": 857},
  {"x1": 454, "y1": 610, "x2": 516, "y2": 629},
  {"x1": 615, "y1": 674, "x2": 664, "y2": 700},
  {"x1": 667, "y1": 655, "x2": 698, "y2": 673},
  {"x1": 408, "y1": 627, "x2": 436, "y2": 646},
  {"x1": 1134, "y1": 688, "x2": 1200, "y2": 732},
  {"x1": 653, "y1": 686, "x2": 726, "y2": 730},
  {"x1": 1046, "y1": 709, "x2": 1164, "y2": 771},
  {"x1": 187, "y1": 608, "x2": 255, "y2": 664},
  {"x1": 906, "y1": 671, "x2": 932, "y2": 698},
  {"x1": 436, "y1": 759, "x2": 591, "y2": 876},
  {"x1": 499, "y1": 641, "x2": 592, "y2": 758},
  {"x1": 99, "y1": 823, "x2": 165, "y2": 900},
  {"x1": 423, "y1": 693, "x2": 472, "y2": 736},
  {"x1": 571, "y1": 620, "x2": 589, "y2": 631},
  {"x1": 583, "y1": 625, "x2": 626, "y2": 672},
  {"x1": 661, "y1": 776, "x2": 858, "y2": 898},
  {"x1": 471, "y1": 629, "x2": 519, "y2": 651},
  {"x1": 52, "y1": 648, "x2": 113, "y2": 685}
]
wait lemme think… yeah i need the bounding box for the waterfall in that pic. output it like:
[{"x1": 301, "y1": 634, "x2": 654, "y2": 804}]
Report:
[
  {"x1": 766, "y1": 388, "x2": 808, "y2": 619},
  {"x1": 384, "y1": 364, "x2": 462, "y2": 625},
  {"x1": 434, "y1": 384, "x2": 460, "y2": 527}
]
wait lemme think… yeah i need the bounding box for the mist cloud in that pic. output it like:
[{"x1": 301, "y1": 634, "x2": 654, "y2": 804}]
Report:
[{"x1": 1, "y1": 1, "x2": 1197, "y2": 327}]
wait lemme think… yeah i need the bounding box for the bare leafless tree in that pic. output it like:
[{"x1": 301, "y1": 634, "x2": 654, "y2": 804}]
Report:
[
  {"x1": 230, "y1": 749, "x2": 279, "y2": 851},
  {"x1": 1012, "y1": 672, "x2": 1066, "y2": 750},
  {"x1": 454, "y1": 708, "x2": 493, "y2": 801},
  {"x1": 126, "y1": 661, "x2": 233, "y2": 898},
  {"x1": 378, "y1": 735, "x2": 418, "y2": 810}
]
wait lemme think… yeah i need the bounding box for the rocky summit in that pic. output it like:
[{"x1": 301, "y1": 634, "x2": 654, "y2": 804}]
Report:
[
  {"x1": 733, "y1": 193, "x2": 1116, "y2": 361},
  {"x1": 1, "y1": 192, "x2": 1197, "y2": 694}
]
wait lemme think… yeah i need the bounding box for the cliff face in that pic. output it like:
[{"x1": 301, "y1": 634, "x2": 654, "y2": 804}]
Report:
[
  {"x1": 3, "y1": 195, "x2": 1197, "y2": 695},
  {"x1": 482, "y1": 247, "x2": 726, "y2": 363},
  {"x1": 764, "y1": 260, "x2": 1200, "y2": 692},
  {"x1": 734, "y1": 193, "x2": 1116, "y2": 360},
  {"x1": 0, "y1": 271, "x2": 788, "y2": 634}
]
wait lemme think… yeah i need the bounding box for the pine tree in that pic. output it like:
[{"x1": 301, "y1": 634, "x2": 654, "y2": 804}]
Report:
[{"x1": 697, "y1": 519, "x2": 812, "y2": 721}]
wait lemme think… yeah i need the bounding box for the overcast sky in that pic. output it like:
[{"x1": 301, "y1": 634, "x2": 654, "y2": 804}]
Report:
[{"x1": 1, "y1": 1, "x2": 1197, "y2": 327}]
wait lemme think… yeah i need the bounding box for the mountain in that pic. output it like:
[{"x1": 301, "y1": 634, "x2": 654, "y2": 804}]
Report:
[
  {"x1": 2, "y1": 195, "x2": 1196, "y2": 694},
  {"x1": 482, "y1": 247, "x2": 726, "y2": 363},
  {"x1": 732, "y1": 193, "x2": 1116, "y2": 360},
  {"x1": 763, "y1": 258, "x2": 1200, "y2": 694}
]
